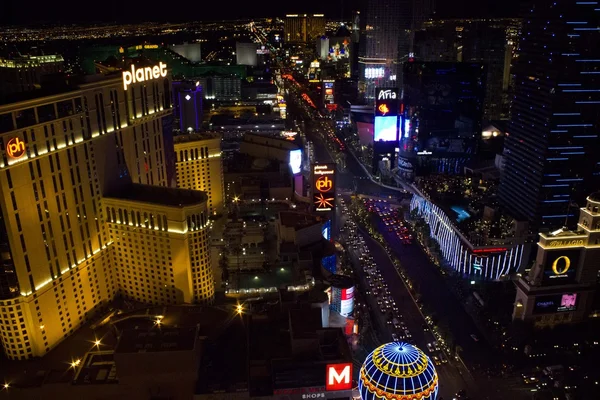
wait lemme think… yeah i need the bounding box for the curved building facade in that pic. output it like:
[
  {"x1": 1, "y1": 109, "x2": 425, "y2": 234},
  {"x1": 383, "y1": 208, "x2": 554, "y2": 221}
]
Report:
[
  {"x1": 410, "y1": 195, "x2": 525, "y2": 280},
  {"x1": 359, "y1": 342, "x2": 438, "y2": 400}
]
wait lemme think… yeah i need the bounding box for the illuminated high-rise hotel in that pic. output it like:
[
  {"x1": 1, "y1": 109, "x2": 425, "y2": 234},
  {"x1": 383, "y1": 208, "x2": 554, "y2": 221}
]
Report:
[
  {"x1": 284, "y1": 14, "x2": 326, "y2": 43},
  {"x1": 174, "y1": 133, "x2": 225, "y2": 216},
  {"x1": 0, "y1": 64, "x2": 215, "y2": 360},
  {"x1": 359, "y1": 0, "x2": 434, "y2": 101},
  {"x1": 499, "y1": 0, "x2": 600, "y2": 231}
]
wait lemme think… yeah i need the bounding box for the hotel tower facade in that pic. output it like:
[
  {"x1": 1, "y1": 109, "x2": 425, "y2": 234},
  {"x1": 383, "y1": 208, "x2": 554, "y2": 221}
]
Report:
[{"x1": 0, "y1": 64, "x2": 215, "y2": 360}]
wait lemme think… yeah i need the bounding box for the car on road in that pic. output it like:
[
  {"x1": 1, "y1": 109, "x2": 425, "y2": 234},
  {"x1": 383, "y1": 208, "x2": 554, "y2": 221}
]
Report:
[{"x1": 470, "y1": 334, "x2": 479, "y2": 342}]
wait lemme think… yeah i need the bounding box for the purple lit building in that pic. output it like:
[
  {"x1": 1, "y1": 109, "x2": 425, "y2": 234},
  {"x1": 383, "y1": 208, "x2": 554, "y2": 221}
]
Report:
[{"x1": 172, "y1": 81, "x2": 203, "y2": 133}]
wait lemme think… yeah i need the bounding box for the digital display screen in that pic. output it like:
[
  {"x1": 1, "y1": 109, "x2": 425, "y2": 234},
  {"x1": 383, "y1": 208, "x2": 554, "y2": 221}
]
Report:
[
  {"x1": 542, "y1": 249, "x2": 580, "y2": 285},
  {"x1": 533, "y1": 293, "x2": 578, "y2": 314},
  {"x1": 340, "y1": 287, "x2": 355, "y2": 317},
  {"x1": 374, "y1": 116, "x2": 398, "y2": 142},
  {"x1": 365, "y1": 67, "x2": 385, "y2": 79},
  {"x1": 289, "y1": 149, "x2": 302, "y2": 175}
]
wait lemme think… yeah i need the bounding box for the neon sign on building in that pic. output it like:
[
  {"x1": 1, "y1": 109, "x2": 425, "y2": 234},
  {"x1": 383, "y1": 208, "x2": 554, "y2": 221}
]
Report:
[
  {"x1": 6, "y1": 137, "x2": 25, "y2": 159},
  {"x1": 122, "y1": 62, "x2": 168, "y2": 90},
  {"x1": 313, "y1": 164, "x2": 336, "y2": 212}
]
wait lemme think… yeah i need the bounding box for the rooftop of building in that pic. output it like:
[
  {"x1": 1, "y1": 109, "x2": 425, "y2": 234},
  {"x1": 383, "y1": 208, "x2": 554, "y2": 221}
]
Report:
[
  {"x1": 0, "y1": 304, "x2": 234, "y2": 389},
  {"x1": 279, "y1": 210, "x2": 326, "y2": 230},
  {"x1": 289, "y1": 307, "x2": 323, "y2": 338},
  {"x1": 210, "y1": 113, "x2": 284, "y2": 125},
  {"x1": 115, "y1": 326, "x2": 198, "y2": 354},
  {"x1": 73, "y1": 351, "x2": 118, "y2": 385},
  {"x1": 325, "y1": 274, "x2": 354, "y2": 289},
  {"x1": 224, "y1": 153, "x2": 282, "y2": 174},
  {"x1": 416, "y1": 175, "x2": 516, "y2": 243},
  {"x1": 173, "y1": 131, "x2": 221, "y2": 144},
  {"x1": 0, "y1": 72, "x2": 120, "y2": 107},
  {"x1": 105, "y1": 184, "x2": 207, "y2": 207},
  {"x1": 539, "y1": 226, "x2": 585, "y2": 240},
  {"x1": 243, "y1": 132, "x2": 300, "y2": 150}
]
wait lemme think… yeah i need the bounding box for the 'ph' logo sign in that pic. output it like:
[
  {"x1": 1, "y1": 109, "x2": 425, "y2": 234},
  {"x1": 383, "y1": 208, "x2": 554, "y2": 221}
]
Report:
[
  {"x1": 6, "y1": 137, "x2": 25, "y2": 159},
  {"x1": 315, "y1": 176, "x2": 333, "y2": 192}
]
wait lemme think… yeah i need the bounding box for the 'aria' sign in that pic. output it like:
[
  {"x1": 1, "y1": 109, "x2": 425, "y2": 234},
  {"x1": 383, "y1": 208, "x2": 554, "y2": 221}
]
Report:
[{"x1": 123, "y1": 62, "x2": 168, "y2": 90}]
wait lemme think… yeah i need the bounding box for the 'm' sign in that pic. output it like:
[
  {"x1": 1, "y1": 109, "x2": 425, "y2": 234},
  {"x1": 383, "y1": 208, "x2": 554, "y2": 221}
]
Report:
[
  {"x1": 123, "y1": 62, "x2": 168, "y2": 90},
  {"x1": 326, "y1": 363, "x2": 352, "y2": 391}
]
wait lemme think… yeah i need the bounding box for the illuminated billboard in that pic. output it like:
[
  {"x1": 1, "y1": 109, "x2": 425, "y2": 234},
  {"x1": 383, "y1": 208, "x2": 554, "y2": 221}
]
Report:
[
  {"x1": 339, "y1": 286, "x2": 354, "y2": 317},
  {"x1": 365, "y1": 67, "x2": 384, "y2": 79},
  {"x1": 374, "y1": 116, "x2": 398, "y2": 142},
  {"x1": 375, "y1": 88, "x2": 399, "y2": 117},
  {"x1": 323, "y1": 80, "x2": 335, "y2": 104},
  {"x1": 542, "y1": 249, "x2": 580, "y2": 285},
  {"x1": 312, "y1": 163, "x2": 336, "y2": 212},
  {"x1": 533, "y1": 293, "x2": 578, "y2": 314},
  {"x1": 289, "y1": 149, "x2": 302, "y2": 175}
]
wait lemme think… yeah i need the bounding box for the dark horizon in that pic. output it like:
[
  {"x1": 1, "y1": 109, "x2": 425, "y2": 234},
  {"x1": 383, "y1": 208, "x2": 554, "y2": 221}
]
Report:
[{"x1": 1, "y1": 0, "x2": 522, "y2": 27}]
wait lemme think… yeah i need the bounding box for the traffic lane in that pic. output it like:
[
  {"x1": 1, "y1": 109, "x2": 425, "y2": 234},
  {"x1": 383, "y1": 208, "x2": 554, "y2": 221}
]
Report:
[
  {"x1": 360, "y1": 230, "x2": 468, "y2": 399},
  {"x1": 347, "y1": 247, "x2": 393, "y2": 343},
  {"x1": 379, "y1": 222, "x2": 496, "y2": 367}
]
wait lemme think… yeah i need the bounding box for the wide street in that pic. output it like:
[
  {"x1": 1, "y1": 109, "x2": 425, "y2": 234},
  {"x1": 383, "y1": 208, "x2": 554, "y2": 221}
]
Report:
[{"x1": 285, "y1": 85, "x2": 533, "y2": 399}]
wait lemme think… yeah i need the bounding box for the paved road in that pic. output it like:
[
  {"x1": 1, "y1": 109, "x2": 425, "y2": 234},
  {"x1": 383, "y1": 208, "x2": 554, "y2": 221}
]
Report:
[
  {"x1": 354, "y1": 228, "x2": 477, "y2": 399},
  {"x1": 375, "y1": 215, "x2": 496, "y2": 368}
]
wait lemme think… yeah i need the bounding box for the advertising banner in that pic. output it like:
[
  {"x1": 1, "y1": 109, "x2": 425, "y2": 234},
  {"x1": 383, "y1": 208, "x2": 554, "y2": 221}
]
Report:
[
  {"x1": 542, "y1": 249, "x2": 581, "y2": 285},
  {"x1": 312, "y1": 164, "x2": 336, "y2": 212},
  {"x1": 533, "y1": 293, "x2": 578, "y2": 314}
]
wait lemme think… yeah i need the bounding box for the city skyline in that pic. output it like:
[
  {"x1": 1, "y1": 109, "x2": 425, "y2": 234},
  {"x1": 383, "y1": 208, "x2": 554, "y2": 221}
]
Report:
[
  {"x1": 1, "y1": 1, "x2": 599, "y2": 399},
  {"x1": 1, "y1": 0, "x2": 522, "y2": 25}
]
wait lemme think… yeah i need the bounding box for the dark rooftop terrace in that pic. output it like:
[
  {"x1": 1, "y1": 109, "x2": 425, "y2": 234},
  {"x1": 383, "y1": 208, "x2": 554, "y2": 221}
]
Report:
[
  {"x1": 105, "y1": 184, "x2": 207, "y2": 207},
  {"x1": 115, "y1": 326, "x2": 198, "y2": 354}
]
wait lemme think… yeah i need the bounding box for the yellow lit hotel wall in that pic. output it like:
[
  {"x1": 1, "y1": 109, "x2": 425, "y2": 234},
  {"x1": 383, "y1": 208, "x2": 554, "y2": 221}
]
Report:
[
  {"x1": 102, "y1": 196, "x2": 214, "y2": 305},
  {"x1": 174, "y1": 135, "x2": 224, "y2": 216},
  {"x1": 0, "y1": 72, "x2": 173, "y2": 359}
]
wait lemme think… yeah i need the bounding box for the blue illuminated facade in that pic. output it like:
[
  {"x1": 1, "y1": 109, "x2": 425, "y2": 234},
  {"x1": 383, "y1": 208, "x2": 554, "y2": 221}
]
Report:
[
  {"x1": 359, "y1": 342, "x2": 438, "y2": 400},
  {"x1": 499, "y1": 1, "x2": 600, "y2": 231},
  {"x1": 410, "y1": 195, "x2": 525, "y2": 280}
]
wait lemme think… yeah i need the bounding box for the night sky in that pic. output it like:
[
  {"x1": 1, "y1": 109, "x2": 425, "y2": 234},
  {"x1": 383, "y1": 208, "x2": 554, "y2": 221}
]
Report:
[{"x1": 1, "y1": 0, "x2": 522, "y2": 25}]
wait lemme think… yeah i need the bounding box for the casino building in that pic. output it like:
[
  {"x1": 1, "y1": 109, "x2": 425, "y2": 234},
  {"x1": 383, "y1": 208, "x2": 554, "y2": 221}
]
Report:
[
  {"x1": 513, "y1": 193, "x2": 600, "y2": 327},
  {"x1": 0, "y1": 63, "x2": 215, "y2": 359},
  {"x1": 174, "y1": 132, "x2": 225, "y2": 216}
]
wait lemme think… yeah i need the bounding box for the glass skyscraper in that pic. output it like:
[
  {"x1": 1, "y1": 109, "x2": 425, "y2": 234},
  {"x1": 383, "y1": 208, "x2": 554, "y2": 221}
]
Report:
[
  {"x1": 499, "y1": 0, "x2": 600, "y2": 232},
  {"x1": 359, "y1": 0, "x2": 435, "y2": 101}
]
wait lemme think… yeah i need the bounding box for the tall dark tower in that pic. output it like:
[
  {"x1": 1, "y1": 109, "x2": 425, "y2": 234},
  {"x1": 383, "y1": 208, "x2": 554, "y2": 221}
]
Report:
[
  {"x1": 359, "y1": 0, "x2": 435, "y2": 102},
  {"x1": 498, "y1": 0, "x2": 600, "y2": 232}
]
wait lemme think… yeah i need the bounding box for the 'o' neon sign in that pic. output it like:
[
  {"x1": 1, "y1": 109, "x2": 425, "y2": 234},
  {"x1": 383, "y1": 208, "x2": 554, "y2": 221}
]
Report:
[
  {"x1": 122, "y1": 62, "x2": 167, "y2": 91},
  {"x1": 6, "y1": 137, "x2": 25, "y2": 159},
  {"x1": 552, "y1": 256, "x2": 571, "y2": 275}
]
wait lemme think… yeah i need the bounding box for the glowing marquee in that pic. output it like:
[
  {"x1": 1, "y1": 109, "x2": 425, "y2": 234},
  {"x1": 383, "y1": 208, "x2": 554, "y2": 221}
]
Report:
[
  {"x1": 543, "y1": 249, "x2": 580, "y2": 284},
  {"x1": 123, "y1": 62, "x2": 167, "y2": 91},
  {"x1": 551, "y1": 256, "x2": 571, "y2": 276},
  {"x1": 313, "y1": 164, "x2": 336, "y2": 212},
  {"x1": 6, "y1": 137, "x2": 25, "y2": 159}
]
